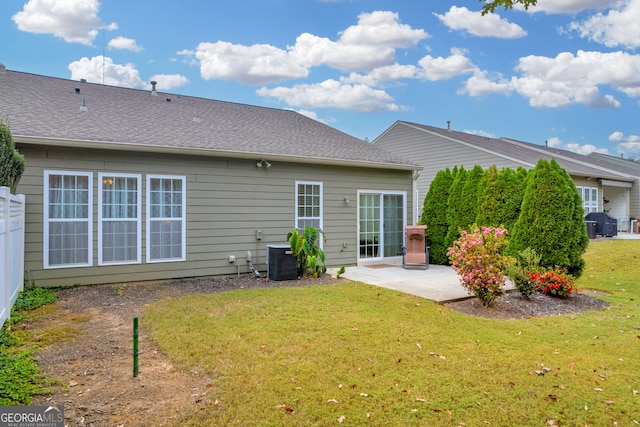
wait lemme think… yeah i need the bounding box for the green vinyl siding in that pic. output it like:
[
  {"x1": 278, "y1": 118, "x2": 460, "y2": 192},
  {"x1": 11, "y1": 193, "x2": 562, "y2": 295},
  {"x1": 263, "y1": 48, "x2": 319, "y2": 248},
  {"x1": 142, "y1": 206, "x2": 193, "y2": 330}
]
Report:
[{"x1": 16, "y1": 144, "x2": 413, "y2": 287}]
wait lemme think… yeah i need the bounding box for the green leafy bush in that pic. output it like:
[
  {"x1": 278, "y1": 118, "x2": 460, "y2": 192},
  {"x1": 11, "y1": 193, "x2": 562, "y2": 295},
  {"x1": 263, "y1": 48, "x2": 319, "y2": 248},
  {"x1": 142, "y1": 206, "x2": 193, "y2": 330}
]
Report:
[
  {"x1": 287, "y1": 226, "x2": 326, "y2": 278},
  {"x1": 508, "y1": 247, "x2": 541, "y2": 298}
]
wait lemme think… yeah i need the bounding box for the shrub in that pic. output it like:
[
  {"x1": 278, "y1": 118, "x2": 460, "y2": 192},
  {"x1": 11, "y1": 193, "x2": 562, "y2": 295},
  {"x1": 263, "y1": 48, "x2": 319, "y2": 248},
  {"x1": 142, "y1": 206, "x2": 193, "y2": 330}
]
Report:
[
  {"x1": 287, "y1": 226, "x2": 326, "y2": 278},
  {"x1": 509, "y1": 159, "x2": 589, "y2": 278},
  {"x1": 528, "y1": 267, "x2": 575, "y2": 298},
  {"x1": 421, "y1": 167, "x2": 456, "y2": 265},
  {"x1": 444, "y1": 167, "x2": 467, "y2": 253},
  {"x1": 476, "y1": 166, "x2": 527, "y2": 231},
  {"x1": 508, "y1": 247, "x2": 541, "y2": 299},
  {"x1": 447, "y1": 226, "x2": 514, "y2": 307},
  {"x1": 0, "y1": 120, "x2": 25, "y2": 194}
]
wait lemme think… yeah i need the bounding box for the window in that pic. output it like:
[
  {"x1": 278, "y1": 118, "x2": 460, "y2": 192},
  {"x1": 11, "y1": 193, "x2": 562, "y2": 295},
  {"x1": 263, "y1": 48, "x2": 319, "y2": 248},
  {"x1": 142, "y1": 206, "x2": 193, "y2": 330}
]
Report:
[
  {"x1": 295, "y1": 181, "x2": 323, "y2": 231},
  {"x1": 146, "y1": 175, "x2": 186, "y2": 262},
  {"x1": 98, "y1": 173, "x2": 141, "y2": 265},
  {"x1": 44, "y1": 171, "x2": 92, "y2": 268},
  {"x1": 577, "y1": 186, "x2": 598, "y2": 214}
]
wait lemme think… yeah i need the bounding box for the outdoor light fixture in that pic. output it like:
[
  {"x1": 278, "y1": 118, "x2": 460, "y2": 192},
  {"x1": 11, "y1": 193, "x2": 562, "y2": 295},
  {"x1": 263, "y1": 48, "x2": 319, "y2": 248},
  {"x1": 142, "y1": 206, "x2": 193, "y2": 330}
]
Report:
[
  {"x1": 344, "y1": 196, "x2": 351, "y2": 204},
  {"x1": 256, "y1": 159, "x2": 271, "y2": 168}
]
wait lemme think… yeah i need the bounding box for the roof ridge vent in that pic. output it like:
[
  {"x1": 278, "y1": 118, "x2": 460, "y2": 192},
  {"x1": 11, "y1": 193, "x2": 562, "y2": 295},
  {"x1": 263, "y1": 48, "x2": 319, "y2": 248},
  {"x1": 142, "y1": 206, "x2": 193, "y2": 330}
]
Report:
[
  {"x1": 151, "y1": 80, "x2": 158, "y2": 96},
  {"x1": 0, "y1": 64, "x2": 6, "y2": 74}
]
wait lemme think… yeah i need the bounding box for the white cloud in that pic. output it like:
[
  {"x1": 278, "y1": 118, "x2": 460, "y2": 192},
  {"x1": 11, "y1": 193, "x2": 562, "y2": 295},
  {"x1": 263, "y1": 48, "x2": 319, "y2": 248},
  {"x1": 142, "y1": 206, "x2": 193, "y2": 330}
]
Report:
[
  {"x1": 465, "y1": 129, "x2": 496, "y2": 138},
  {"x1": 610, "y1": 131, "x2": 640, "y2": 156},
  {"x1": 547, "y1": 136, "x2": 609, "y2": 154},
  {"x1": 339, "y1": 11, "x2": 428, "y2": 48},
  {"x1": 12, "y1": 0, "x2": 116, "y2": 45},
  {"x1": 566, "y1": 0, "x2": 640, "y2": 49},
  {"x1": 292, "y1": 109, "x2": 334, "y2": 124},
  {"x1": 149, "y1": 74, "x2": 189, "y2": 90},
  {"x1": 69, "y1": 56, "x2": 146, "y2": 88},
  {"x1": 434, "y1": 6, "x2": 527, "y2": 38},
  {"x1": 418, "y1": 48, "x2": 478, "y2": 81},
  {"x1": 108, "y1": 36, "x2": 142, "y2": 52},
  {"x1": 257, "y1": 79, "x2": 401, "y2": 112},
  {"x1": 195, "y1": 10, "x2": 428, "y2": 84},
  {"x1": 464, "y1": 50, "x2": 640, "y2": 108},
  {"x1": 529, "y1": 0, "x2": 620, "y2": 13},
  {"x1": 196, "y1": 41, "x2": 308, "y2": 85}
]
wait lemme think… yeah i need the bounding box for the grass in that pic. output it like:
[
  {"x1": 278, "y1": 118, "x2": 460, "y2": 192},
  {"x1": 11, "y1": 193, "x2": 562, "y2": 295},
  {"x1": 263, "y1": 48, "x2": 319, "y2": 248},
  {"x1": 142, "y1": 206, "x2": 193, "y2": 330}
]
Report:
[
  {"x1": 145, "y1": 240, "x2": 638, "y2": 426},
  {"x1": 0, "y1": 286, "x2": 58, "y2": 405}
]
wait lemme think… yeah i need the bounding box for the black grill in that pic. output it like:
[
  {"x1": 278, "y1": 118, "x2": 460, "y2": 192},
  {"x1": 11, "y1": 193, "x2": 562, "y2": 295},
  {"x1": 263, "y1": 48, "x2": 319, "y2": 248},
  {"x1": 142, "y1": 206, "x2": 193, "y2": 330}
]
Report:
[{"x1": 585, "y1": 212, "x2": 618, "y2": 237}]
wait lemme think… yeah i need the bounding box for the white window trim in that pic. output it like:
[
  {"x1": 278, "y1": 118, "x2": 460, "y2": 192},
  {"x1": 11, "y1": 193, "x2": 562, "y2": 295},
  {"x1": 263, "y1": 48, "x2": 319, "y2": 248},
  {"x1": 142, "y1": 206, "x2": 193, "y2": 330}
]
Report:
[
  {"x1": 295, "y1": 180, "x2": 323, "y2": 228},
  {"x1": 146, "y1": 175, "x2": 187, "y2": 263},
  {"x1": 43, "y1": 170, "x2": 93, "y2": 269},
  {"x1": 295, "y1": 181, "x2": 324, "y2": 248},
  {"x1": 98, "y1": 173, "x2": 142, "y2": 266},
  {"x1": 577, "y1": 186, "x2": 598, "y2": 214}
]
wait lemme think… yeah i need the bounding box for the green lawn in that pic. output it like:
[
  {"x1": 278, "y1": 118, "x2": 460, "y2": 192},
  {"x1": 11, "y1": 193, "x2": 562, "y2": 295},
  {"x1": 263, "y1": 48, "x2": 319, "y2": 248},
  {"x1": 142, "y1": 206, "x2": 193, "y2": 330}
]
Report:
[{"x1": 144, "y1": 240, "x2": 639, "y2": 426}]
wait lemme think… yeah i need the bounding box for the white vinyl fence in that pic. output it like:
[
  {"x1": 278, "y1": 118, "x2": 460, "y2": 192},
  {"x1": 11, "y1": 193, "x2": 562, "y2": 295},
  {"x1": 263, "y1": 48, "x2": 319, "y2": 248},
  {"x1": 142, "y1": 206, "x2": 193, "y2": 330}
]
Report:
[{"x1": 1, "y1": 186, "x2": 25, "y2": 327}]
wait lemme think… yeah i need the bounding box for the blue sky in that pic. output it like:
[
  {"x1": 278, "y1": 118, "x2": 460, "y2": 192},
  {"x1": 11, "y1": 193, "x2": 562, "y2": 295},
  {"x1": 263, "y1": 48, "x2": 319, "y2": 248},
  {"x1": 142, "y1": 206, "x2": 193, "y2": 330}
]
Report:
[{"x1": 1, "y1": 0, "x2": 639, "y2": 157}]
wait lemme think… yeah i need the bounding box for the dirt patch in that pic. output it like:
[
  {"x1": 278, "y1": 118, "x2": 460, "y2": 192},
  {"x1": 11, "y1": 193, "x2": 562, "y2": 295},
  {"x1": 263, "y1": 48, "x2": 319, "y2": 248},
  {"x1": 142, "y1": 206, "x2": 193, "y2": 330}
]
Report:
[
  {"x1": 27, "y1": 274, "x2": 610, "y2": 425},
  {"x1": 30, "y1": 274, "x2": 339, "y2": 426}
]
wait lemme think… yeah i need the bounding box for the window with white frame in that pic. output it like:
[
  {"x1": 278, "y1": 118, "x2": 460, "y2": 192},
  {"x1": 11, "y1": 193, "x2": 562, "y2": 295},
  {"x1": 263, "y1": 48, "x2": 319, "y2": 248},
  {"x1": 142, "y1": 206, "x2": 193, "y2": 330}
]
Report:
[
  {"x1": 295, "y1": 181, "x2": 323, "y2": 231},
  {"x1": 146, "y1": 175, "x2": 186, "y2": 262},
  {"x1": 577, "y1": 186, "x2": 598, "y2": 214},
  {"x1": 98, "y1": 173, "x2": 141, "y2": 265},
  {"x1": 44, "y1": 171, "x2": 92, "y2": 268}
]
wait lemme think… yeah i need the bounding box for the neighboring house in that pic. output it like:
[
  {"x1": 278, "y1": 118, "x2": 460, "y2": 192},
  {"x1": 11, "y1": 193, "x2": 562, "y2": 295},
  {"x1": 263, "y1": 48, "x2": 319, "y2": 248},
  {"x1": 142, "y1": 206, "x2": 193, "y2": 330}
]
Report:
[
  {"x1": 372, "y1": 121, "x2": 639, "y2": 229},
  {"x1": 0, "y1": 67, "x2": 420, "y2": 287}
]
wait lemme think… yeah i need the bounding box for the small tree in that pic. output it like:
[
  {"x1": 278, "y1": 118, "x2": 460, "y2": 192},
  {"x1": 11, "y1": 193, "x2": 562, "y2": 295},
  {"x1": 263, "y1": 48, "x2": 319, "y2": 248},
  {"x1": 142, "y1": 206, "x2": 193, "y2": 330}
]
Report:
[
  {"x1": 0, "y1": 121, "x2": 25, "y2": 194},
  {"x1": 509, "y1": 159, "x2": 588, "y2": 277},
  {"x1": 420, "y1": 167, "x2": 455, "y2": 265}
]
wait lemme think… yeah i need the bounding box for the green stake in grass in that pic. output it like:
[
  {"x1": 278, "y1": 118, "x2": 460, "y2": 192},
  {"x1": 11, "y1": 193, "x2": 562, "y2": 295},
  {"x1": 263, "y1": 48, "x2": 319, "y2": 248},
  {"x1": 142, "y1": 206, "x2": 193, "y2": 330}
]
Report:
[{"x1": 133, "y1": 317, "x2": 139, "y2": 377}]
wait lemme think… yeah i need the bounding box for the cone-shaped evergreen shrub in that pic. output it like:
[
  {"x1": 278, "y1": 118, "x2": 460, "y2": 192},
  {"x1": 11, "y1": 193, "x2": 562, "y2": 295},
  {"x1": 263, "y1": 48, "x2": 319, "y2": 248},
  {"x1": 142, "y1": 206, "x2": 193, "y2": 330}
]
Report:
[
  {"x1": 476, "y1": 166, "x2": 527, "y2": 231},
  {"x1": 420, "y1": 167, "x2": 455, "y2": 265},
  {"x1": 0, "y1": 121, "x2": 25, "y2": 194},
  {"x1": 509, "y1": 159, "x2": 588, "y2": 277},
  {"x1": 444, "y1": 166, "x2": 467, "y2": 253},
  {"x1": 459, "y1": 164, "x2": 484, "y2": 228}
]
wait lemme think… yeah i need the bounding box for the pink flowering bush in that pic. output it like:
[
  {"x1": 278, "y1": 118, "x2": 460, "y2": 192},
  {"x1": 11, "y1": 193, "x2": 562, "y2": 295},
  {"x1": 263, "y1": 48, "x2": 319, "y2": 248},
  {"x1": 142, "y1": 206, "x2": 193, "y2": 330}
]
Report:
[{"x1": 447, "y1": 226, "x2": 515, "y2": 307}]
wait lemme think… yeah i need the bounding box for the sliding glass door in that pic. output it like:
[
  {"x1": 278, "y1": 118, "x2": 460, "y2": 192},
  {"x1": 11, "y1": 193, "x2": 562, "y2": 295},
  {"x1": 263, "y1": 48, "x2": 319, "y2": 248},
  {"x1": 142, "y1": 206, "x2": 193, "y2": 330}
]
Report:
[{"x1": 358, "y1": 192, "x2": 405, "y2": 260}]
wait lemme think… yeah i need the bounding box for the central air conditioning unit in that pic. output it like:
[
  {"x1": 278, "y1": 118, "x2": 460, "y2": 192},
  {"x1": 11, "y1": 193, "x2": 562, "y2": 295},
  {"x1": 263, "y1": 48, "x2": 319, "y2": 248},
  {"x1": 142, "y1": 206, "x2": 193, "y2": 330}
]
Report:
[{"x1": 267, "y1": 244, "x2": 298, "y2": 281}]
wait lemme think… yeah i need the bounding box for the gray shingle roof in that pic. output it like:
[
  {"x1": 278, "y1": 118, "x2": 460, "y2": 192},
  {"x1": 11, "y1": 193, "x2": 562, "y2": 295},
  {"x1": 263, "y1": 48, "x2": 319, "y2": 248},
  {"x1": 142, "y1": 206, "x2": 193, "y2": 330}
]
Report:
[
  {"x1": 398, "y1": 121, "x2": 634, "y2": 182},
  {"x1": 0, "y1": 69, "x2": 418, "y2": 170}
]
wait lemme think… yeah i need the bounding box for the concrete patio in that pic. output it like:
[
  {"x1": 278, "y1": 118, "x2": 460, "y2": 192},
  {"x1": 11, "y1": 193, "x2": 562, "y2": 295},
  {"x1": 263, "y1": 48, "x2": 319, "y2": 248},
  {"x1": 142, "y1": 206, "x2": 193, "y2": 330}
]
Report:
[{"x1": 327, "y1": 232, "x2": 640, "y2": 303}]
